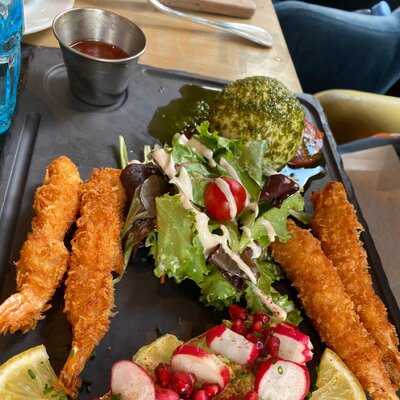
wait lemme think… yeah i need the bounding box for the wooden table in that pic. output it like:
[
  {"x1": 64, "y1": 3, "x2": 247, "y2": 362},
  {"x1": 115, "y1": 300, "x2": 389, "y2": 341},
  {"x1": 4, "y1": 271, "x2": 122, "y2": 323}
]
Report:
[
  {"x1": 23, "y1": 0, "x2": 302, "y2": 92},
  {"x1": 342, "y1": 146, "x2": 400, "y2": 304}
]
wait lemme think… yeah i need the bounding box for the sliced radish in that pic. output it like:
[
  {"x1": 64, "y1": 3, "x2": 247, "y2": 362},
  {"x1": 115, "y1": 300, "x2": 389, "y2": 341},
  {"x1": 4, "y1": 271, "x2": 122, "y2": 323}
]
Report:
[
  {"x1": 206, "y1": 324, "x2": 259, "y2": 365},
  {"x1": 171, "y1": 344, "x2": 230, "y2": 388},
  {"x1": 255, "y1": 359, "x2": 310, "y2": 400},
  {"x1": 271, "y1": 323, "x2": 313, "y2": 364},
  {"x1": 111, "y1": 360, "x2": 156, "y2": 400}
]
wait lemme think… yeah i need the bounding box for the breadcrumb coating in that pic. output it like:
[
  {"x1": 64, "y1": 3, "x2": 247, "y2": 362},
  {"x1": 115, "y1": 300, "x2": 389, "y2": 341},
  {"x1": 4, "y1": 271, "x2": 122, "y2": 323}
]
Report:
[
  {"x1": 311, "y1": 181, "x2": 400, "y2": 387},
  {"x1": 0, "y1": 156, "x2": 81, "y2": 333},
  {"x1": 271, "y1": 221, "x2": 398, "y2": 400},
  {"x1": 59, "y1": 168, "x2": 126, "y2": 398}
]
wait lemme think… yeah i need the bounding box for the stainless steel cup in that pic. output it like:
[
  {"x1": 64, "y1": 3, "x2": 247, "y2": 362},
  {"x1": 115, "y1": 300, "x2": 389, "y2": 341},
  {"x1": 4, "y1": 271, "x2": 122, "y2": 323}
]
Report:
[{"x1": 53, "y1": 8, "x2": 146, "y2": 106}]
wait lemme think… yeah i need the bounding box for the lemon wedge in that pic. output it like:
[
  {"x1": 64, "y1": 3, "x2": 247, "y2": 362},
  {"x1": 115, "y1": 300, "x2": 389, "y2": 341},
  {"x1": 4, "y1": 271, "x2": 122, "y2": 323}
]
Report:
[
  {"x1": 310, "y1": 348, "x2": 366, "y2": 400},
  {"x1": 0, "y1": 345, "x2": 66, "y2": 400},
  {"x1": 133, "y1": 334, "x2": 183, "y2": 374}
]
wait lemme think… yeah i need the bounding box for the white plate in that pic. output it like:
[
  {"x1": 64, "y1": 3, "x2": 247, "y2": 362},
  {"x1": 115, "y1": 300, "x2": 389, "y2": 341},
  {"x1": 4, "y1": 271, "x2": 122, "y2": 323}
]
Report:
[{"x1": 24, "y1": 0, "x2": 75, "y2": 35}]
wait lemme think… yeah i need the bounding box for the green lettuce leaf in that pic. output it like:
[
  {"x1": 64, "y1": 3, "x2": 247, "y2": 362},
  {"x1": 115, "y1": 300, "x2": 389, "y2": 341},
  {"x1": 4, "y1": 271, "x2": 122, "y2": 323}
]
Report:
[
  {"x1": 221, "y1": 153, "x2": 261, "y2": 200},
  {"x1": 195, "y1": 121, "x2": 233, "y2": 155},
  {"x1": 153, "y1": 194, "x2": 209, "y2": 283},
  {"x1": 194, "y1": 122, "x2": 266, "y2": 199},
  {"x1": 191, "y1": 173, "x2": 210, "y2": 207},
  {"x1": 199, "y1": 268, "x2": 240, "y2": 310},
  {"x1": 245, "y1": 260, "x2": 302, "y2": 325},
  {"x1": 171, "y1": 134, "x2": 204, "y2": 165},
  {"x1": 252, "y1": 192, "x2": 305, "y2": 246},
  {"x1": 236, "y1": 140, "x2": 267, "y2": 187}
]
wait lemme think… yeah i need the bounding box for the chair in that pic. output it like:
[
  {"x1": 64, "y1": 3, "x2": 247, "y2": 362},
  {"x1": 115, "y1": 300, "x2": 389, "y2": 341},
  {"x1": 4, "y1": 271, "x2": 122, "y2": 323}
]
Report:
[
  {"x1": 275, "y1": 1, "x2": 400, "y2": 94},
  {"x1": 315, "y1": 90, "x2": 400, "y2": 154}
]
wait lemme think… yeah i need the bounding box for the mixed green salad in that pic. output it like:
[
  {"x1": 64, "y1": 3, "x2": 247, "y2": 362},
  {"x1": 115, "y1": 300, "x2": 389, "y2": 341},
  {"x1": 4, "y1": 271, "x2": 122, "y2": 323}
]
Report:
[{"x1": 118, "y1": 121, "x2": 310, "y2": 325}]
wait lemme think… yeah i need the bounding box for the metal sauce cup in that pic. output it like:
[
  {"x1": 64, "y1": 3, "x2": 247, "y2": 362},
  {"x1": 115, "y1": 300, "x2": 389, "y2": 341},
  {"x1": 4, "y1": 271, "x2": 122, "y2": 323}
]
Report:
[{"x1": 53, "y1": 8, "x2": 146, "y2": 106}]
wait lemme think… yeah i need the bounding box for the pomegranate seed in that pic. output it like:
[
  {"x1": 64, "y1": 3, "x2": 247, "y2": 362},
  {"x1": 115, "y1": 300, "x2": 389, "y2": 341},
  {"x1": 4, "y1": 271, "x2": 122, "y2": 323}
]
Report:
[
  {"x1": 250, "y1": 320, "x2": 263, "y2": 333},
  {"x1": 231, "y1": 319, "x2": 247, "y2": 335},
  {"x1": 203, "y1": 383, "x2": 220, "y2": 398},
  {"x1": 263, "y1": 327, "x2": 271, "y2": 337},
  {"x1": 253, "y1": 312, "x2": 270, "y2": 324},
  {"x1": 155, "y1": 363, "x2": 171, "y2": 387},
  {"x1": 155, "y1": 387, "x2": 180, "y2": 400},
  {"x1": 170, "y1": 371, "x2": 194, "y2": 398},
  {"x1": 265, "y1": 335, "x2": 280, "y2": 358},
  {"x1": 192, "y1": 389, "x2": 209, "y2": 400},
  {"x1": 255, "y1": 339, "x2": 265, "y2": 352},
  {"x1": 244, "y1": 390, "x2": 258, "y2": 400},
  {"x1": 228, "y1": 304, "x2": 247, "y2": 320},
  {"x1": 245, "y1": 333, "x2": 258, "y2": 343}
]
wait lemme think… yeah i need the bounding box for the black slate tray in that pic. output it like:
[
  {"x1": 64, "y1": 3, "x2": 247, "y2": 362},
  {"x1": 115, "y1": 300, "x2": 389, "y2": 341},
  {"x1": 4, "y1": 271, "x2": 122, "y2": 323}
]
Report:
[{"x1": 0, "y1": 46, "x2": 398, "y2": 399}]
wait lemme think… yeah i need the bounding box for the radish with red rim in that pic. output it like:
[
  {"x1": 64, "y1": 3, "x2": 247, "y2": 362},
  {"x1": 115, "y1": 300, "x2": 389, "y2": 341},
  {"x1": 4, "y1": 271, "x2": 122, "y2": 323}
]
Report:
[
  {"x1": 271, "y1": 323, "x2": 313, "y2": 364},
  {"x1": 111, "y1": 360, "x2": 155, "y2": 400},
  {"x1": 255, "y1": 359, "x2": 310, "y2": 400},
  {"x1": 206, "y1": 325, "x2": 259, "y2": 365},
  {"x1": 171, "y1": 345, "x2": 230, "y2": 388}
]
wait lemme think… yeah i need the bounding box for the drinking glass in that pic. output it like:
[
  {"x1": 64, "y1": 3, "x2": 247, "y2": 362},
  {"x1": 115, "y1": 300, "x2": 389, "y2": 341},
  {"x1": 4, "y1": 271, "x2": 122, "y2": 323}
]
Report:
[{"x1": 0, "y1": 0, "x2": 23, "y2": 134}]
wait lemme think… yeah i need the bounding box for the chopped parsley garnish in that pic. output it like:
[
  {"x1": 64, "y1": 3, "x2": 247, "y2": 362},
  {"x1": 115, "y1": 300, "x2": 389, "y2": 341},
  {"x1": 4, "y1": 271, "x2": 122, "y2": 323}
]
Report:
[
  {"x1": 278, "y1": 366, "x2": 284, "y2": 375},
  {"x1": 27, "y1": 369, "x2": 36, "y2": 379},
  {"x1": 43, "y1": 383, "x2": 68, "y2": 400}
]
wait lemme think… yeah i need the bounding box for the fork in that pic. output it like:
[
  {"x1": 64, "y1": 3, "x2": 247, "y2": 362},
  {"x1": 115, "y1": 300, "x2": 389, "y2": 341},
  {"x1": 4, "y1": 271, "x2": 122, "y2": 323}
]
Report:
[{"x1": 147, "y1": 0, "x2": 273, "y2": 48}]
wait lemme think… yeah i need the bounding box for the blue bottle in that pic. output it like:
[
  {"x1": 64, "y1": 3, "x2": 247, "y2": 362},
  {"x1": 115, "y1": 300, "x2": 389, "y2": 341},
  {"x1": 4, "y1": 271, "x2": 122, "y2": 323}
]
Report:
[{"x1": 0, "y1": 0, "x2": 23, "y2": 134}]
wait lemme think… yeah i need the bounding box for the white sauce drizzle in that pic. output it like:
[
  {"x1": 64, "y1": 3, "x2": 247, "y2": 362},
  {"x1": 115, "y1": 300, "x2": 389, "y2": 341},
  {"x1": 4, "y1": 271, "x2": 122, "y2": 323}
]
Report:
[
  {"x1": 170, "y1": 167, "x2": 193, "y2": 202},
  {"x1": 251, "y1": 284, "x2": 287, "y2": 321},
  {"x1": 195, "y1": 211, "x2": 229, "y2": 256},
  {"x1": 219, "y1": 157, "x2": 249, "y2": 207},
  {"x1": 219, "y1": 157, "x2": 241, "y2": 182},
  {"x1": 215, "y1": 178, "x2": 237, "y2": 220},
  {"x1": 187, "y1": 137, "x2": 217, "y2": 167},
  {"x1": 152, "y1": 148, "x2": 176, "y2": 179},
  {"x1": 220, "y1": 226, "x2": 258, "y2": 284},
  {"x1": 246, "y1": 202, "x2": 259, "y2": 218},
  {"x1": 259, "y1": 219, "x2": 277, "y2": 242},
  {"x1": 178, "y1": 134, "x2": 189, "y2": 145},
  {"x1": 241, "y1": 226, "x2": 262, "y2": 259},
  {"x1": 153, "y1": 141, "x2": 285, "y2": 319}
]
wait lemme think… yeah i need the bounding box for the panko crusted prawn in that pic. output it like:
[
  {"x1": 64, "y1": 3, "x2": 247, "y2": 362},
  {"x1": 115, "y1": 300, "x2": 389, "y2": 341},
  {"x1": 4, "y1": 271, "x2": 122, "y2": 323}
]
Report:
[
  {"x1": 0, "y1": 156, "x2": 81, "y2": 334},
  {"x1": 312, "y1": 181, "x2": 400, "y2": 386},
  {"x1": 59, "y1": 168, "x2": 126, "y2": 398},
  {"x1": 271, "y1": 222, "x2": 398, "y2": 400}
]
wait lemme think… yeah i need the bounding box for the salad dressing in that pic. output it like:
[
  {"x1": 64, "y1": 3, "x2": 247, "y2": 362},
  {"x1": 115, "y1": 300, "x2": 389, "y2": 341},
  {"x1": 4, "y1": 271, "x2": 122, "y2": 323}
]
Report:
[
  {"x1": 219, "y1": 157, "x2": 250, "y2": 207},
  {"x1": 241, "y1": 226, "x2": 262, "y2": 259},
  {"x1": 178, "y1": 134, "x2": 189, "y2": 145},
  {"x1": 149, "y1": 136, "x2": 287, "y2": 320},
  {"x1": 187, "y1": 137, "x2": 216, "y2": 167},
  {"x1": 220, "y1": 226, "x2": 258, "y2": 284},
  {"x1": 246, "y1": 202, "x2": 259, "y2": 218},
  {"x1": 259, "y1": 219, "x2": 277, "y2": 242},
  {"x1": 153, "y1": 148, "x2": 176, "y2": 179},
  {"x1": 219, "y1": 157, "x2": 241, "y2": 183},
  {"x1": 251, "y1": 284, "x2": 287, "y2": 321},
  {"x1": 170, "y1": 167, "x2": 193, "y2": 202},
  {"x1": 215, "y1": 178, "x2": 237, "y2": 220}
]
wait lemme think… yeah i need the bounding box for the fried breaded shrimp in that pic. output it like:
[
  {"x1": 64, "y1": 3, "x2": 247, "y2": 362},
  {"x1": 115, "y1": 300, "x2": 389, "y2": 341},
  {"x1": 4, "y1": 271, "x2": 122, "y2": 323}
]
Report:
[
  {"x1": 59, "y1": 168, "x2": 126, "y2": 398},
  {"x1": 271, "y1": 222, "x2": 398, "y2": 400},
  {"x1": 312, "y1": 181, "x2": 400, "y2": 386},
  {"x1": 0, "y1": 156, "x2": 81, "y2": 334}
]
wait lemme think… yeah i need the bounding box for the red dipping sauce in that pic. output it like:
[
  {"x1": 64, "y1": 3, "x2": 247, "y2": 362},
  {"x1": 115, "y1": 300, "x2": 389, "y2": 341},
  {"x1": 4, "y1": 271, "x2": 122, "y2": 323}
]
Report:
[{"x1": 71, "y1": 40, "x2": 129, "y2": 60}]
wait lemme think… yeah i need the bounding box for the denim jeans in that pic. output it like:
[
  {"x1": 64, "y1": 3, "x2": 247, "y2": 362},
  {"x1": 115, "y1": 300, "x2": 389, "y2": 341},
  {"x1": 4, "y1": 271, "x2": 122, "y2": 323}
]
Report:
[{"x1": 275, "y1": 1, "x2": 400, "y2": 93}]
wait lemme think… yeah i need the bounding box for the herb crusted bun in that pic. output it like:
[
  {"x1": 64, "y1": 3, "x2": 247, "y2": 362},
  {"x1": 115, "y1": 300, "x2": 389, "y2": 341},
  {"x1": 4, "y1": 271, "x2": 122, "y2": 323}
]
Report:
[{"x1": 210, "y1": 76, "x2": 305, "y2": 169}]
